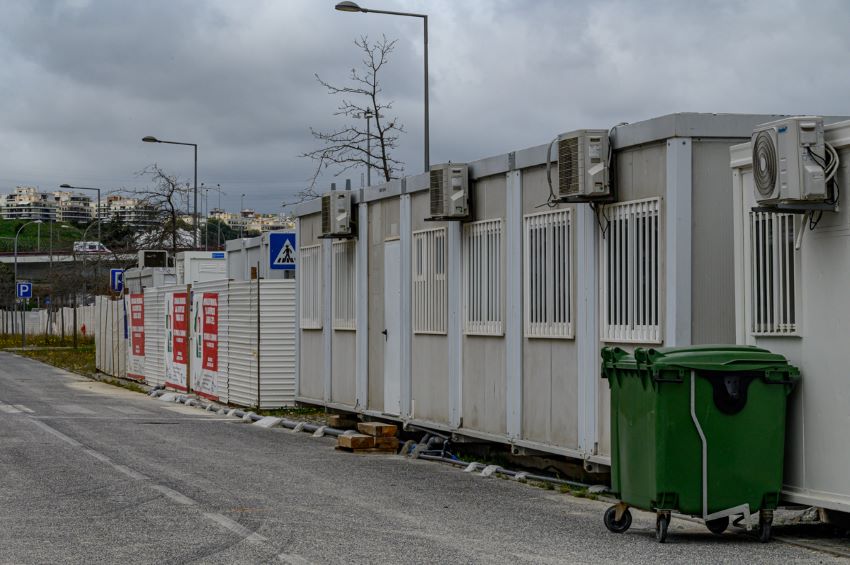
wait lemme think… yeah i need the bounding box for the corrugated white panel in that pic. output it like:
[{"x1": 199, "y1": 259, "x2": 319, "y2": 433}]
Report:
[
  {"x1": 225, "y1": 279, "x2": 296, "y2": 408},
  {"x1": 226, "y1": 280, "x2": 259, "y2": 407},
  {"x1": 143, "y1": 287, "x2": 166, "y2": 387},
  {"x1": 191, "y1": 279, "x2": 230, "y2": 403},
  {"x1": 259, "y1": 280, "x2": 297, "y2": 408},
  {"x1": 94, "y1": 297, "x2": 127, "y2": 378},
  {"x1": 332, "y1": 241, "x2": 356, "y2": 330}
]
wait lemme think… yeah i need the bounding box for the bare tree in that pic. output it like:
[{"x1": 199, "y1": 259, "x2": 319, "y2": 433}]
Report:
[
  {"x1": 297, "y1": 35, "x2": 405, "y2": 202},
  {"x1": 128, "y1": 165, "x2": 193, "y2": 257}
]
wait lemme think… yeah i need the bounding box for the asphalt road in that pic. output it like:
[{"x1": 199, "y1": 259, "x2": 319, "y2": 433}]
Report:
[{"x1": 0, "y1": 352, "x2": 842, "y2": 564}]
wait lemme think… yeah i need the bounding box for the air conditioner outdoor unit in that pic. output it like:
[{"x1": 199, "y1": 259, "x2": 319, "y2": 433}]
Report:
[
  {"x1": 558, "y1": 129, "x2": 611, "y2": 201},
  {"x1": 320, "y1": 191, "x2": 354, "y2": 238},
  {"x1": 752, "y1": 116, "x2": 827, "y2": 206},
  {"x1": 429, "y1": 163, "x2": 470, "y2": 220}
]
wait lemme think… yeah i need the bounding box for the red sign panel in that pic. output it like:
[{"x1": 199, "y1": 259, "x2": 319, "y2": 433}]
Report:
[
  {"x1": 202, "y1": 293, "x2": 219, "y2": 372},
  {"x1": 172, "y1": 292, "x2": 188, "y2": 365},
  {"x1": 130, "y1": 293, "x2": 145, "y2": 356}
]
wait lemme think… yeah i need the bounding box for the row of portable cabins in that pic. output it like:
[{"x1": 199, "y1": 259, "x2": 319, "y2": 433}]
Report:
[
  {"x1": 97, "y1": 242, "x2": 297, "y2": 408},
  {"x1": 292, "y1": 112, "x2": 846, "y2": 478}
]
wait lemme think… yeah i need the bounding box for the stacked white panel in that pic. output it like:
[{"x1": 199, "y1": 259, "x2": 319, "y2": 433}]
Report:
[
  {"x1": 94, "y1": 296, "x2": 127, "y2": 378},
  {"x1": 226, "y1": 280, "x2": 257, "y2": 407},
  {"x1": 143, "y1": 287, "x2": 167, "y2": 387},
  {"x1": 226, "y1": 279, "x2": 296, "y2": 408},
  {"x1": 259, "y1": 280, "x2": 297, "y2": 407}
]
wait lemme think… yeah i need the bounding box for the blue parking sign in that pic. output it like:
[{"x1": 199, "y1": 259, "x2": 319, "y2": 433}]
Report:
[
  {"x1": 110, "y1": 269, "x2": 124, "y2": 292},
  {"x1": 269, "y1": 232, "x2": 296, "y2": 271},
  {"x1": 16, "y1": 282, "x2": 32, "y2": 299}
]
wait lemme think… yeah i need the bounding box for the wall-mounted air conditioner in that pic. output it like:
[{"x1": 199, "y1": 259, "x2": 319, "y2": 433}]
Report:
[
  {"x1": 429, "y1": 163, "x2": 470, "y2": 221},
  {"x1": 752, "y1": 116, "x2": 827, "y2": 206},
  {"x1": 320, "y1": 191, "x2": 355, "y2": 238},
  {"x1": 558, "y1": 129, "x2": 611, "y2": 202}
]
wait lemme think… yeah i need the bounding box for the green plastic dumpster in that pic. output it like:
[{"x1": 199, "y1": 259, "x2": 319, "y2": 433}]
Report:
[{"x1": 600, "y1": 345, "x2": 799, "y2": 543}]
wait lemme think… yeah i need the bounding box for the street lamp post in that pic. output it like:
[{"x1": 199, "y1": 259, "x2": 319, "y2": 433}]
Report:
[
  {"x1": 142, "y1": 136, "x2": 199, "y2": 248},
  {"x1": 355, "y1": 108, "x2": 376, "y2": 186},
  {"x1": 240, "y1": 193, "x2": 246, "y2": 238},
  {"x1": 335, "y1": 1, "x2": 429, "y2": 173},
  {"x1": 59, "y1": 184, "x2": 102, "y2": 243},
  {"x1": 15, "y1": 220, "x2": 42, "y2": 348}
]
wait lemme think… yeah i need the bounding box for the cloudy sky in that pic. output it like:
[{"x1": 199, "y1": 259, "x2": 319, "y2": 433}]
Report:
[{"x1": 1, "y1": 0, "x2": 848, "y2": 213}]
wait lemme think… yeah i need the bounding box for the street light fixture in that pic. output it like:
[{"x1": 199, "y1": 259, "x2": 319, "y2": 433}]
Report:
[
  {"x1": 142, "y1": 135, "x2": 199, "y2": 248},
  {"x1": 14, "y1": 219, "x2": 43, "y2": 284},
  {"x1": 59, "y1": 184, "x2": 102, "y2": 243},
  {"x1": 335, "y1": 1, "x2": 429, "y2": 173}
]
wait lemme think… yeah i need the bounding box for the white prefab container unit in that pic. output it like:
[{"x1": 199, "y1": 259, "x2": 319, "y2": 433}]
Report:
[
  {"x1": 175, "y1": 251, "x2": 227, "y2": 285},
  {"x1": 226, "y1": 279, "x2": 297, "y2": 409},
  {"x1": 125, "y1": 267, "x2": 176, "y2": 294},
  {"x1": 731, "y1": 117, "x2": 850, "y2": 513},
  {"x1": 295, "y1": 112, "x2": 794, "y2": 468},
  {"x1": 226, "y1": 231, "x2": 297, "y2": 281}
]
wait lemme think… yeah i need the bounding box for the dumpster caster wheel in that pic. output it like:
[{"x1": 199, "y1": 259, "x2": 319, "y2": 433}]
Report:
[
  {"x1": 759, "y1": 513, "x2": 773, "y2": 543},
  {"x1": 655, "y1": 513, "x2": 670, "y2": 543},
  {"x1": 603, "y1": 506, "x2": 632, "y2": 533},
  {"x1": 706, "y1": 516, "x2": 729, "y2": 535}
]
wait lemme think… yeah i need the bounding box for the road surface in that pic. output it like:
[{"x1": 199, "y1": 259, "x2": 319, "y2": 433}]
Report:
[{"x1": 0, "y1": 352, "x2": 842, "y2": 564}]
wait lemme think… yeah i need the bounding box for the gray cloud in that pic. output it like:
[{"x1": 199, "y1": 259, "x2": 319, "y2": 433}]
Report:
[{"x1": 0, "y1": 0, "x2": 848, "y2": 212}]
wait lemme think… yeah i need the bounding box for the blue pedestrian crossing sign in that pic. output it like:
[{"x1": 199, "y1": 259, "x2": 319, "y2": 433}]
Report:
[
  {"x1": 110, "y1": 269, "x2": 124, "y2": 292},
  {"x1": 269, "y1": 232, "x2": 296, "y2": 271},
  {"x1": 16, "y1": 282, "x2": 32, "y2": 299}
]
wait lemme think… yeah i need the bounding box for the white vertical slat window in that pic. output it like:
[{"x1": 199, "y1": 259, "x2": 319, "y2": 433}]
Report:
[
  {"x1": 523, "y1": 209, "x2": 573, "y2": 338},
  {"x1": 601, "y1": 198, "x2": 661, "y2": 343},
  {"x1": 463, "y1": 218, "x2": 503, "y2": 336},
  {"x1": 299, "y1": 244, "x2": 322, "y2": 329},
  {"x1": 750, "y1": 211, "x2": 797, "y2": 335},
  {"x1": 332, "y1": 240, "x2": 356, "y2": 330},
  {"x1": 413, "y1": 227, "x2": 447, "y2": 334}
]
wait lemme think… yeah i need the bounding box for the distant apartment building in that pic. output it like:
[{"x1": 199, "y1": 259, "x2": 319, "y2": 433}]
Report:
[
  {"x1": 2, "y1": 187, "x2": 98, "y2": 223},
  {"x1": 209, "y1": 208, "x2": 290, "y2": 233},
  {"x1": 98, "y1": 195, "x2": 156, "y2": 227}
]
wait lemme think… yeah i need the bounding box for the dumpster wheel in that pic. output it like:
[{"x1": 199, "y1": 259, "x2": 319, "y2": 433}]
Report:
[
  {"x1": 655, "y1": 512, "x2": 671, "y2": 543},
  {"x1": 758, "y1": 510, "x2": 773, "y2": 543},
  {"x1": 603, "y1": 505, "x2": 632, "y2": 533},
  {"x1": 705, "y1": 516, "x2": 729, "y2": 535}
]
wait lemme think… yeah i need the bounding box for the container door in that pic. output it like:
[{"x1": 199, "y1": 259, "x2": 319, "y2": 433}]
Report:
[{"x1": 383, "y1": 240, "x2": 401, "y2": 415}]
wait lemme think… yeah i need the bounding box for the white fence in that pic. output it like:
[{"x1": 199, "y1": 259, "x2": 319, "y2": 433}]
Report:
[
  {"x1": 95, "y1": 279, "x2": 296, "y2": 408},
  {"x1": 0, "y1": 305, "x2": 96, "y2": 337},
  {"x1": 94, "y1": 297, "x2": 127, "y2": 378}
]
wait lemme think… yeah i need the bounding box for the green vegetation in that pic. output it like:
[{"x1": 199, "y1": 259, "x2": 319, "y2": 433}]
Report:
[
  {"x1": 0, "y1": 220, "x2": 86, "y2": 253},
  {"x1": 0, "y1": 334, "x2": 94, "y2": 349},
  {"x1": 16, "y1": 343, "x2": 96, "y2": 376}
]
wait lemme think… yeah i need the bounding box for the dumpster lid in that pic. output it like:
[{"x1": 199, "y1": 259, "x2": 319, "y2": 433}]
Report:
[{"x1": 603, "y1": 344, "x2": 797, "y2": 373}]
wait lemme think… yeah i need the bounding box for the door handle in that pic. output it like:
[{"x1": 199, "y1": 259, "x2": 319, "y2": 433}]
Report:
[{"x1": 382, "y1": 329, "x2": 388, "y2": 341}]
